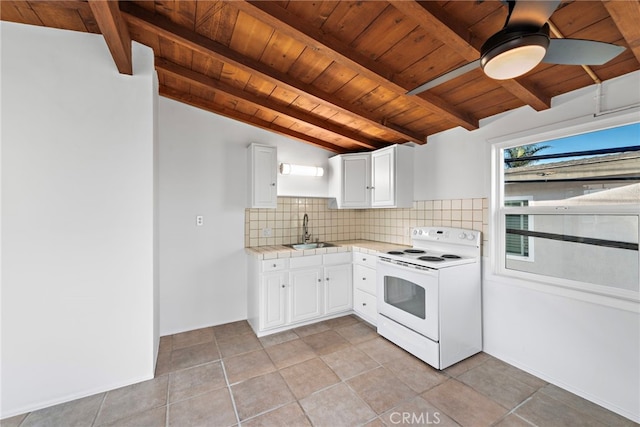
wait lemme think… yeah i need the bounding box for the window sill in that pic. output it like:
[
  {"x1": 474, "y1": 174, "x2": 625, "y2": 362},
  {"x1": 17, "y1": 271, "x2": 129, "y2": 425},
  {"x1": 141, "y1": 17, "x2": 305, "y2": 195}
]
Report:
[{"x1": 482, "y1": 258, "x2": 640, "y2": 313}]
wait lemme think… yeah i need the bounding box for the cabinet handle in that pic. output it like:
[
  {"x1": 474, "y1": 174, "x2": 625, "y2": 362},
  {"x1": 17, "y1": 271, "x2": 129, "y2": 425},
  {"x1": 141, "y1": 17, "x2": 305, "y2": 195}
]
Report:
[
  {"x1": 317, "y1": 279, "x2": 321, "y2": 282},
  {"x1": 270, "y1": 183, "x2": 276, "y2": 186},
  {"x1": 281, "y1": 284, "x2": 285, "y2": 288},
  {"x1": 273, "y1": 264, "x2": 277, "y2": 267},
  {"x1": 363, "y1": 303, "x2": 367, "y2": 306},
  {"x1": 362, "y1": 258, "x2": 367, "y2": 261},
  {"x1": 325, "y1": 277, "x2": 330, "y2": 281},
  {"x1": 362, "y1": 277, "x2": 366, "y2": 280}
]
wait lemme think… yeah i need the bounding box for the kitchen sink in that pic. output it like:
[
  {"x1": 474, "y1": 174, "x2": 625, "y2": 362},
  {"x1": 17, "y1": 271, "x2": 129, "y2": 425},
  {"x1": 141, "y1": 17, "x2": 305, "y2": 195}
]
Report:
[{"x1": 285, "y1": 242, "x2": 336, "y2": 250}]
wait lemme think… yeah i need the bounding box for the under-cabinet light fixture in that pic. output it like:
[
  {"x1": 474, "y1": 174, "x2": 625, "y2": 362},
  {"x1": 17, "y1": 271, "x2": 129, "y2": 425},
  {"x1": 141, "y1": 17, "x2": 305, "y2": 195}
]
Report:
[{"x1": 279, "y1": 163, "x2": 324, "y2": 177}]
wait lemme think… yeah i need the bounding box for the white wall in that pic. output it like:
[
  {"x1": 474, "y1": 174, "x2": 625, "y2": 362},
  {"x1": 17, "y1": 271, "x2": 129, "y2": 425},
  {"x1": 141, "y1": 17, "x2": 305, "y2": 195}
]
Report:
[
  {"x1": 158, "y1": 98, "x2": 333, "y2": 335},
  {"x1": 421, "y1": 71, "x2": 640, "y2": 421},
  {"x1": 0, "y1": 22, "x2": 158, "y2": 418},
  {"x1": 414, "y1": 127, "x2": 489, "y2": 200}
]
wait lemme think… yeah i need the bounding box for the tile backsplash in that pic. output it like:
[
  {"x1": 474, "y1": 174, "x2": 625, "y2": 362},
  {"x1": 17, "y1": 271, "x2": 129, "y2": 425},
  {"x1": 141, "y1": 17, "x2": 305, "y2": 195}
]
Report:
[{"x1": 245, "y1": 197, "x2": 489, "y2": 249}]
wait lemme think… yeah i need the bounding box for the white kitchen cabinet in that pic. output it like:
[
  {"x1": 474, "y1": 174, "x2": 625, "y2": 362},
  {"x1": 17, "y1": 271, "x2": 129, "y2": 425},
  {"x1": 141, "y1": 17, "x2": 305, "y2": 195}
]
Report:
[
  {"x1": 262, "y1": 272, "x2": 287, "y2": 329},
  {"x1": 352, "y1": 250, "x2": 378, "y2": 325},
  {"x1": 289, "y1": 267, "x2": 323, "y2": 323},
  {"x1": 324, "y1": 263, "x2": 353, "y2": 315},
  {"x1": 328, "y1": 144, "x2": 413, "y2": 209},
  {"x1": 340, "y1": 154, "x2": 371, "y2": 208},
  {"x1": 247, "y1": 143, "x2": 277, "y2": 208},
  {"x1": 248, "y1": 251, "x2": 354, "y2": 337},
  {"x1": 371, "y1": 146, "x2": 395, "y2": 207}
]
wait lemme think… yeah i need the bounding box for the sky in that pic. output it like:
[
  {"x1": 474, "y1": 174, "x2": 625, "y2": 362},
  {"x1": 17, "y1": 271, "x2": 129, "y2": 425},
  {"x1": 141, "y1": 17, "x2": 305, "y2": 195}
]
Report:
[
  {"x1": 510, "y1": 122, "x2": 640, "y2": 164},
  {"x1": 538, "y1": 122, "x2": 640, "y2": 155}
]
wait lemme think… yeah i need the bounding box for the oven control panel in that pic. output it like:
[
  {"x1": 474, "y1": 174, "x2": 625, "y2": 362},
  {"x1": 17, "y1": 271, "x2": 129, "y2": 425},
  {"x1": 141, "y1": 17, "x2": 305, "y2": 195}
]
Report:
[{"x1": 412, "y1": 227, "x2": 480, "y2": 246}]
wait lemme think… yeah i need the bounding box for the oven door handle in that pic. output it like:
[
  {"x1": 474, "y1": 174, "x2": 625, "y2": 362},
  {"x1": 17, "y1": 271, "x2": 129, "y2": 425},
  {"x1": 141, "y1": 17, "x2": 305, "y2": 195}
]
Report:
[{"x1": 377, "y1": 258, "x2": 439, "y2": 277}]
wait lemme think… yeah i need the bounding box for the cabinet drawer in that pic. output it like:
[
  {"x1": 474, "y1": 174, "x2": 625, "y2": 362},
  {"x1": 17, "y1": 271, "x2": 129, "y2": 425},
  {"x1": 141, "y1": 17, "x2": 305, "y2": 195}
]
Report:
[
  {"x1": 353, "y1": 251, "x2": 377, "y2": 269},
  {"x1": 262, "y1": 258, "x2": 288, "y2": 272},
  {"x1": 354, "y1": 289, "x2": 377, "y2": 323},
  {"x1": 289, "y1": 254, "x2": 322, "y2": 269},
  {"x1": 323, "y1": 252, "x2": 351, "y2": 265},
  {"x1": 353, "y1": 264, "x2": 377, "y2": 295}
]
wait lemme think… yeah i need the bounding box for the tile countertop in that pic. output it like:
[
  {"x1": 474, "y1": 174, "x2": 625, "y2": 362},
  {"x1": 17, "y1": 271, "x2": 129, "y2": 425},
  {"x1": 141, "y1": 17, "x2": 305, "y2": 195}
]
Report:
[{"x1": 245, "y1": 240, "x2": 410, "y2": 260}]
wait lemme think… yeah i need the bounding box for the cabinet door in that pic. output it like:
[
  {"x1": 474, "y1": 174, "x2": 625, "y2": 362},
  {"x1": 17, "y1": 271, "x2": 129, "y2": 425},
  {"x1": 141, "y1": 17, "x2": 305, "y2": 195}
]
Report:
[
  {"x1": 289, "y1": 268, "x2": 323, "y2": 323},
  {"x1": 371, "y1": 146, "x2": 395, "y2": 207},
  {"x1": 262, "y1": 272, "x2": 287, "y2": 330},
  {"x1": 324, "y1": 264, "x2": 353, "y2": 315},
  {"x1": 250, "y1": 144, "x2": 277, "y2": 208},
  {"x1": 342, "y1": 154, "x2": 371, "y2": 208}
]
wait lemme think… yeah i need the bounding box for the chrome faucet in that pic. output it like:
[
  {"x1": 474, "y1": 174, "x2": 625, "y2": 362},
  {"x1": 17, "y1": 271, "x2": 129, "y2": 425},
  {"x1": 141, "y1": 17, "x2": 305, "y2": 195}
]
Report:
[{"x1": 302, "y1": 213, "x2": 311, "y2": 243}]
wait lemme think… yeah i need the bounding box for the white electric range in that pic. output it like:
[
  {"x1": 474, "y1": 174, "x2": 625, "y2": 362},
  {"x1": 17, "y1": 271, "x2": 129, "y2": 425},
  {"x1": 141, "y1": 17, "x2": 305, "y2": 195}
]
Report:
[{"x1": 377, "y1": 226, "x2": 482, "y2": 370}]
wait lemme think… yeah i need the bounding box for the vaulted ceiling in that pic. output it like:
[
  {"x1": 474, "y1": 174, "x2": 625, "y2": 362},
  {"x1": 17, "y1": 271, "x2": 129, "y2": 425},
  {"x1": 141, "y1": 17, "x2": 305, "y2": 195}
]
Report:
[{"x1": 2, "y1": 1, "x2": 639, "y2": 153}]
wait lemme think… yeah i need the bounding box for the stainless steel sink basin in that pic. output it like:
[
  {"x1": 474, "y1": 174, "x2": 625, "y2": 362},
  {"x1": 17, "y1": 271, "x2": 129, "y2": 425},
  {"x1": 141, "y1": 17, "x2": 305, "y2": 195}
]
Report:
[{"x1": 285, "y1": 242, "x2": 335, "y2": 250}]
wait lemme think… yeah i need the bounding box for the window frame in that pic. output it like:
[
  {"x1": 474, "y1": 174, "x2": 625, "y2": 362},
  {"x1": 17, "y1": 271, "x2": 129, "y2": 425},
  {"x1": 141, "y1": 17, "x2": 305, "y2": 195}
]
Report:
[{"x1": 490, "y1": 111, "x2": 640, "y2": 303}]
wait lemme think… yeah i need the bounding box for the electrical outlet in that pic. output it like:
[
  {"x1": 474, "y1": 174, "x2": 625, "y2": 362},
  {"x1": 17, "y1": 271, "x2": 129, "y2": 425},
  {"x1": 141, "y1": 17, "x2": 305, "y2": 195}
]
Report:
[
  {"x1": 262, "y1": 227, "x2": 272, "y2": 237},
  {"x1": 196, "y1": 215, "x2": 204, "y2": 226}
]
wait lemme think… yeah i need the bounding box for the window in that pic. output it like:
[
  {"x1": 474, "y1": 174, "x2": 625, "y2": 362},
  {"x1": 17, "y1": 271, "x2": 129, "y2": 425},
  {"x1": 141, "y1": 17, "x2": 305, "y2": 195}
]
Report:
[
  {"x1": 494, "y1": 118, "x2": 640, "y2": 300},
  {"x1": 505, "y1": 199, "x2": 532, "y2": 260}
]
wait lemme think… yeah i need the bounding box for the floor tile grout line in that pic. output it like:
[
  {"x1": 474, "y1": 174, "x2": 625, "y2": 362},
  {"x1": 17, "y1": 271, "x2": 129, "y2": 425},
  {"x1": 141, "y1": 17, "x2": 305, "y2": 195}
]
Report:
[
  {"x1": 219, "y1": 359, "x2": 242, "y2": 427},
  {"x1": 90, "y1": 392, "x2": 108, "y2": 427},
  {"x1": 164, "y1": 371, "x2": 171, "y2": 427},
  {"x1": 501, "y1": 395, "x2": 538, "y2": 426}
]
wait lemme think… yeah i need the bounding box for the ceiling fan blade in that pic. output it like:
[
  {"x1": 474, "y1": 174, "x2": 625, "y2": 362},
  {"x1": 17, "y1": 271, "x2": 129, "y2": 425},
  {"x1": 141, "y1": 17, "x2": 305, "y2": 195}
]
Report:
[
  {"x1": 407, "y1": 60, "x2": 481, "y2": 95},
  {"x1": 543, "y1": 38, "x2": 626, "y2": 65},
  {"x1": 507, "y1": 0, "x2": 560, "y2": 28}
]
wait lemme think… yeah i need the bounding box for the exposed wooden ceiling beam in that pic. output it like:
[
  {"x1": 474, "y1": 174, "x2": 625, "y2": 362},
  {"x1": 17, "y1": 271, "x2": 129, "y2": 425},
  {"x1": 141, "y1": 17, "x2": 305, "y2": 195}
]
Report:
[
  {"x1": 159, "y1": 86, "x2": 345, "y2": 153},
  {"x1": 119, "y1": 2, "x2": 425, "y2": 145},
  {"x1": 602, "y1": 0, "x2": 640, "y2": 65},
  {"x1": 87, "y1": 0, "x2": 132, "y2": 75},
  {"x1": 156, "y1": 58, "x2": 384, "y2": 151},
  {"x1": 234, "y1": 0, "x2": 479, "y2": 131},
  {"x1": 391, "y1": 1, "x2": 551, "y2": 111}
]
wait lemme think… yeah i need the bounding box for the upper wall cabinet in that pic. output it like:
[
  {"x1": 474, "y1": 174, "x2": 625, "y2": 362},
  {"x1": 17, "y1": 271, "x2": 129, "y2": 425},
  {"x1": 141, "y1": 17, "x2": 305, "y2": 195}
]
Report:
[
  {"x1": 328, "y1": 144, "x2": 414, "y2": 209},
  {"x1": 248, "y1": 143, "x2": 277, "y2": 208}
]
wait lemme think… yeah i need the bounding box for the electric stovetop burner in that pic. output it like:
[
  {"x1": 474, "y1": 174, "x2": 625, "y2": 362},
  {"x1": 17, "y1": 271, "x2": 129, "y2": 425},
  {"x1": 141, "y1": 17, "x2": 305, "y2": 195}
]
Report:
[
  {"x1": 404, "y1": 249, "x2": 426, "y2": 254},
  {"x1": 442, "y1": 254, "x2": 462, "y2": 259},
  {"x1": 418, "y1": 256, "x2": 445, "y2": 262},
  {"x1": 387, "y1": 251, "x2": 405, "y2": 255}
]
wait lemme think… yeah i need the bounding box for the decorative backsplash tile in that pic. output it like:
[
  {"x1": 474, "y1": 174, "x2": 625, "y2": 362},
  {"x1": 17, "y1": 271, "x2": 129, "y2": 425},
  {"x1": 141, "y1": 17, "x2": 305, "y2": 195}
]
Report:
[{"x1": 245, "y1": 197, "x2": 489, "y2": 249}]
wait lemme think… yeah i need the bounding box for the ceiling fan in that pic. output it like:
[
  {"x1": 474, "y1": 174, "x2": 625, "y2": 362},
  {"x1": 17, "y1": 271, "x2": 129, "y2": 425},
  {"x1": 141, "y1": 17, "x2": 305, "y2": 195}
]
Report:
[{"x1": 407, "y1": 0, "x2": 626, "y2": 95}]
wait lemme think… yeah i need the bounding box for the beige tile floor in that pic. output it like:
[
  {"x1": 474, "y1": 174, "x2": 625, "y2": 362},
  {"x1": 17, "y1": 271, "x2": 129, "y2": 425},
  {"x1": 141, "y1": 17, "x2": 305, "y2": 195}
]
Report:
[{"x1": 2, "y1": 315, "x2": 636, "y2": 427}]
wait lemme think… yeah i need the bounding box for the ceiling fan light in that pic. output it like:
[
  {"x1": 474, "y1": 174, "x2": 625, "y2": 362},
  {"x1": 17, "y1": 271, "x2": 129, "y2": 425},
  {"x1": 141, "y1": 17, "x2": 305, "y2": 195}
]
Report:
[{"x1": 481, "y1": 31, "x2": 550, "y2": 80}]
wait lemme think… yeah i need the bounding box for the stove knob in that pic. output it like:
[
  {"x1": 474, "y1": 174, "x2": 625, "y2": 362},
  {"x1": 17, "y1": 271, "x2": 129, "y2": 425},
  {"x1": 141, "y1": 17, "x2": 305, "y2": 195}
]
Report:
[
  {"x1": 418, "y1": 230, "x2": 424, "y2": 235},
  {"x1": 458, "y1": 232, "x2": 467, "y2": 239},
  {"x1": 412, "y1": 229, "x2": 418, "y2": 235},
  {"x1": 467, "y1": 233, "x2": 476, "y2": 240}
]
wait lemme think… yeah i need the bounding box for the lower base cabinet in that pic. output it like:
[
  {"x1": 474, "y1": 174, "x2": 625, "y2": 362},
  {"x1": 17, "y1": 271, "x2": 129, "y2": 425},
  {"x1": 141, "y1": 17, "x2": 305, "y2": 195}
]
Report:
[
  {"x1": 324, "y1": 263, "x2": 353, "y2": 315},
  {"x1": 352, "y1": 250, "x2": 378, "y2": 325},
  {"x1": 262, "y1": 272, "x2": 287, "y2": 329},
  {"x1": 248, "y1": 252, "x2": 353, "y2": 336},
  {"x1": 354, "y1": 289, "x2": 377, "y2": 321},
  {"x1": 289, "y1": 268, "x2": 323, "y2": 323}
]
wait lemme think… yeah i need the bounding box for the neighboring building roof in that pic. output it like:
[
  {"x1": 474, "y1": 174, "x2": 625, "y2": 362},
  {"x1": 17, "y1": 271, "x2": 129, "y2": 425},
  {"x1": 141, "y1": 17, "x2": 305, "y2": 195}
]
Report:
[{"x1": 505, "y1": 151, "x2": 640, "y2": 182}]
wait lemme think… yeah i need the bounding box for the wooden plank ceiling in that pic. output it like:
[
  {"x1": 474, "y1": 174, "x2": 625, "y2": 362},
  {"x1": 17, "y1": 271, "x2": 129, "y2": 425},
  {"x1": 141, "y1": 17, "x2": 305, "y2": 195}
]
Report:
[{"x1": 2, "y1": 1, "x2": 639, "y2": 153}]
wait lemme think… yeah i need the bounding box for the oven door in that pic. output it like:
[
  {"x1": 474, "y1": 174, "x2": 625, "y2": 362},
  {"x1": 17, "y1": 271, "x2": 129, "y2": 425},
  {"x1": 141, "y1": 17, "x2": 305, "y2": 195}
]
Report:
[{"x1": 377, "y1": 259, "x2": 439, "y2": 341}]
